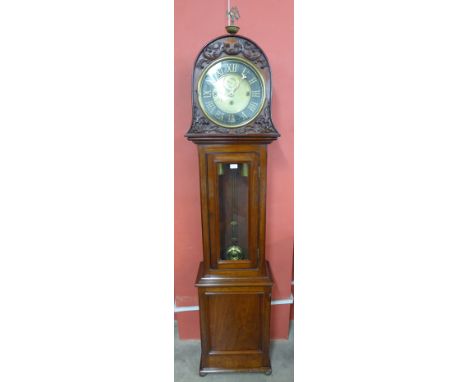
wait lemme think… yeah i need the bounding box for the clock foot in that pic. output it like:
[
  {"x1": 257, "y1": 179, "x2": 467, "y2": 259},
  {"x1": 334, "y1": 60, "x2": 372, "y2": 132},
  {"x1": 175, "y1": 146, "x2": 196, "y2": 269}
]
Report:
[
  {"x1": 199, "y1": 371, "x2": 207, "y2": 377},
  {"x1": 265, "y1": 368, "x2": 272, "y2": 375}
]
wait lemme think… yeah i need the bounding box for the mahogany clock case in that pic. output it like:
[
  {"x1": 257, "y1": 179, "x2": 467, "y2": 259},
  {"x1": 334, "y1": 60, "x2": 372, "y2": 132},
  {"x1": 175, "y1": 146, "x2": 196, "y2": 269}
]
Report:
[{"x1": 186, "y1": 34, "x2": 279, "y2": 376}]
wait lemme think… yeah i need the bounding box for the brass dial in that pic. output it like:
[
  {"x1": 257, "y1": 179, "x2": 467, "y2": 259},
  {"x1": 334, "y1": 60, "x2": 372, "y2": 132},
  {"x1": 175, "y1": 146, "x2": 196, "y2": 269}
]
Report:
[{"x1": 198, "y1": 57, "x2": 266, "y2": 128}]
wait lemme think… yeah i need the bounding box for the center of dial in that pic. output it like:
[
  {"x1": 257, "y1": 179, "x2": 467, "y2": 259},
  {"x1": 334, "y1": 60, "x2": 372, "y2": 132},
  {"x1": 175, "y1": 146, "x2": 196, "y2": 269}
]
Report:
[{"x1": 212, "y1": 73, "x2": 252, "y2": 114}]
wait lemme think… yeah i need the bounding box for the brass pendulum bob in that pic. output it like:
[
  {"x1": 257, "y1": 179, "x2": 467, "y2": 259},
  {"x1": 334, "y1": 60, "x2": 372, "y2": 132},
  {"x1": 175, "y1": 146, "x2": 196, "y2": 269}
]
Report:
[
  {"x1": 226, "y1": 221, "x2": 243, "y2": 259},
  {"x1": 225, "y1": 243, "x2": 243, "y2": 260}
]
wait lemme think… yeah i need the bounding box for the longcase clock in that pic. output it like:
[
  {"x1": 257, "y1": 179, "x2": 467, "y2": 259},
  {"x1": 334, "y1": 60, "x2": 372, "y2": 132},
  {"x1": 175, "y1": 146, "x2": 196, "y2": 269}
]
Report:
[{"x1": 185, "y1": 27, "x2": 280, "y2": 376}]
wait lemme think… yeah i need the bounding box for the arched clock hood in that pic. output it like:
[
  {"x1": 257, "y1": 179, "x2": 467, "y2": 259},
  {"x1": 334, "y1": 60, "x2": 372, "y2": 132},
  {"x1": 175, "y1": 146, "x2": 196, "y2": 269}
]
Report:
[{"x1": 185, "y1": 34, "x2": 280, "y2": 144}]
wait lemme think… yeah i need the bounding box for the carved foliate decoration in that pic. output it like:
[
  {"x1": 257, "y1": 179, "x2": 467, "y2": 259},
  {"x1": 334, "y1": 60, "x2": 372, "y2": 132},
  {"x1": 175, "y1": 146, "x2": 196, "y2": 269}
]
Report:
[
  {"x1": 196, "y1": 38, "x2": 268, "y2": 69},
  {"x1": 242, "y1": 41, "x2": 268, "y2": 69},
  {"x1": 187, "y1": 35, "x2": 279, "y2": 141},
  {"x1": 197, "y1": 42, "x2": 224, "y2": 69},
  {"x1": 189, "y1": 105, "x2": 276, "y2": 135}
]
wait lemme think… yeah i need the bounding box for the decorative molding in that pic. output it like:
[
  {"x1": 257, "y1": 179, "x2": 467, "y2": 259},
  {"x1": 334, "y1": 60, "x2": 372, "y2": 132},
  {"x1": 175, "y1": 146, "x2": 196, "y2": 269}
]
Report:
[
  {"x1": 195, "y1": 36, "x2": 268, "y2": 69},
  {"x1": 242, "y1": 40, "x2": 268, "y2": 69},
  {"x1": 188, "y1": 104, "x2": 277, "y2": 136},
  {"x1": 249, "y1": 106, "x2": 276, "y2": 133},
  {"x1": 223, "y1": 39, "x2": 243, "y2": 55},
  {"x1": 196, "y1": 41, "x2": 224, "y2": 69},
  {"x1": 189, "y1": 105, "x2": 213, "y2": 133},
  {"x1": 174, "y1": 293, "x2": 294, "y2": 313}
]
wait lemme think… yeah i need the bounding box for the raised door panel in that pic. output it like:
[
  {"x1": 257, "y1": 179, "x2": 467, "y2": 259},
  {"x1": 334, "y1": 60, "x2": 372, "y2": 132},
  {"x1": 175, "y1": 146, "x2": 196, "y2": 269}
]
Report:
[
  {"x1": 207, "y1": 292, "x2": 263, "y2": 352},
  {"x1": 198, "y1": 286, "x2": 272, "y2": 371}
]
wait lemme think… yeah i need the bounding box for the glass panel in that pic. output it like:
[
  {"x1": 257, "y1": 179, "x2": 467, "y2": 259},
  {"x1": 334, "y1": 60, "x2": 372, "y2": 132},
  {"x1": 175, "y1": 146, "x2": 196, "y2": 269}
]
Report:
[{"x1": 218, "y1": 162, "x2": 249, "y2": 260}]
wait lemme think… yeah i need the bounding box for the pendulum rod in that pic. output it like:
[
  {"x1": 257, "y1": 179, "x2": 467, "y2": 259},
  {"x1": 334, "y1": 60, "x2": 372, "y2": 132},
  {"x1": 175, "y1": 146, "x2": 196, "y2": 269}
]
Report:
[{"x1": 225, "y1": 165, "x2": 243, "y2": 260}]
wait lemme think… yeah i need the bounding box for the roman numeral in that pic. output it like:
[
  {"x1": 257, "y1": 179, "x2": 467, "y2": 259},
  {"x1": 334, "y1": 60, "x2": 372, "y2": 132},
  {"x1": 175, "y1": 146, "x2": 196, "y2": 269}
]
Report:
[
  {"x1": 214, "y1": 110, "x2": 225, "y2": 120},
  {"x1": 205, "y1": 100, "x2": 215, "y2": 111},
  {"x1": 247, "y1": 102, "x2": 258, "y2": 112},
  {"x1": 227, "y1": 114, "x2": 236, "y2": 123},
  {"x1": 251, "y1": 90, "x2": 261, "y2": 98},
  {"x1": 240, "y1": 111, "x2": 248, "y2": 119},
  {"x1": 202, "y1": 89, "x2": 212, "y2": 98},
  {"x1": 248, "y1": 77, "x2": 257, "y2": 85},
  {"x1": 225, "y1": 63, "x2": 239, "y2": 73}
]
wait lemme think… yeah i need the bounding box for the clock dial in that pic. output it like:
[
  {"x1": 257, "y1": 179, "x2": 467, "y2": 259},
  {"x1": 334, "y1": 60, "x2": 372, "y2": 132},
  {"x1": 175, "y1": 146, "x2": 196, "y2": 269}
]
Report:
[{"x1": 198, "y1": 57, "x2": 266, "y2": 128}]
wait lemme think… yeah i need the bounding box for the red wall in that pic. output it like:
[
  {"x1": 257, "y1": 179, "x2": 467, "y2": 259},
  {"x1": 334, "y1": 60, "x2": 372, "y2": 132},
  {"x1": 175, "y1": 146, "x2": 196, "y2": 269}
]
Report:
[{"x1": 174, "y1": 0, "x2": 294, "y2": 340}]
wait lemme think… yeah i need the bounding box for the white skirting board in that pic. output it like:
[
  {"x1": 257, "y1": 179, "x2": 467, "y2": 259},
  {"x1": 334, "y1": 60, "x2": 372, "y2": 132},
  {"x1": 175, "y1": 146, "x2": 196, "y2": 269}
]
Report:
[{"x1": 174, "y1": 293, "x2": 294, "y2": 313}]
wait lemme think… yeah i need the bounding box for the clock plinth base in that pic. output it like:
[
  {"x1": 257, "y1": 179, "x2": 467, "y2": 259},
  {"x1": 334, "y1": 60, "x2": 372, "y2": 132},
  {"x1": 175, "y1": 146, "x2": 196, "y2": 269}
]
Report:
[{"x1": 196, "y1": 262, "x2": 273, "y2": 375}]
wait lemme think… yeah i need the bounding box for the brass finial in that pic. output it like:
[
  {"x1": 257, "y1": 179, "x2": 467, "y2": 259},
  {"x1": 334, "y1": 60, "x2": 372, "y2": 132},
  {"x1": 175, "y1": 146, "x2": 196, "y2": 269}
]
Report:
[
  {"x1": 225, "y1": 25, "x2": 240, "y2": 34},
  {"x1": 226, "y1": 6, "x2": 240, "y2": 34}
]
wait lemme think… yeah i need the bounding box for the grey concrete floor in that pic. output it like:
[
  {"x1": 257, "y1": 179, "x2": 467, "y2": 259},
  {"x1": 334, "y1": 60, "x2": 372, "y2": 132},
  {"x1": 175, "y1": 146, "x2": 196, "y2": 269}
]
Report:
[{"x1": 174, "y1": 321, "x2": 293, "y2": 382}]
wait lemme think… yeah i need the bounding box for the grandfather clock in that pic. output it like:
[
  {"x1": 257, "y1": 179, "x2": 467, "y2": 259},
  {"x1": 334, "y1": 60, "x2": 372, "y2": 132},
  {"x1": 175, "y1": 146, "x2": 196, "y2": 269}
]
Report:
[{"x1": 185, "y1": 19, "x2": 279, "y2": 376}]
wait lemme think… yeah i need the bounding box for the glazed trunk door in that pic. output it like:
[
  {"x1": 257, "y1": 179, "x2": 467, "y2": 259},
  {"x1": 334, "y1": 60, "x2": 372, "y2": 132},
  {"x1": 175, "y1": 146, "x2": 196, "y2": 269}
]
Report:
[{"x1": 206, "y1": 151, "x2": 260, "y2": 269}]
